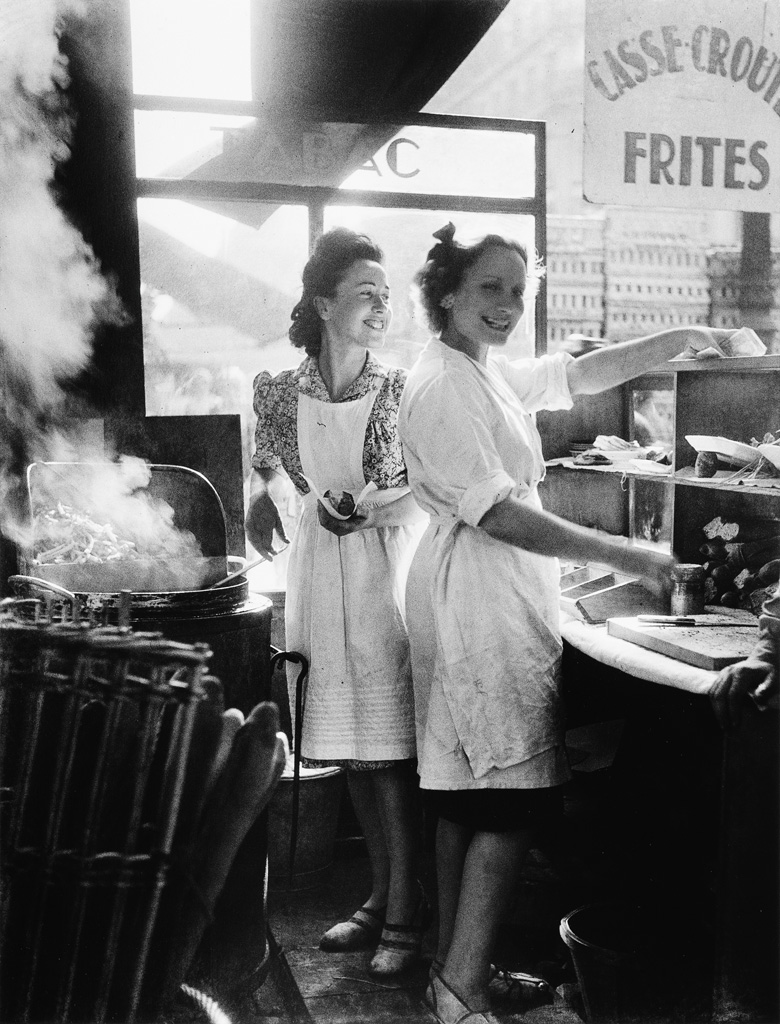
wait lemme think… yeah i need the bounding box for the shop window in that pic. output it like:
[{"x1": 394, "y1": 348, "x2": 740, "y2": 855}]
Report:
[{"x1": 133, "y1": 97, "x2": 545, "y2": 589}]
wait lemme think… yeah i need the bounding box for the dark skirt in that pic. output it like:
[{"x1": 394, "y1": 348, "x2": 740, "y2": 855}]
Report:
[{"x1": 424, "y1": 785, "x2": 564, "y2": 833}]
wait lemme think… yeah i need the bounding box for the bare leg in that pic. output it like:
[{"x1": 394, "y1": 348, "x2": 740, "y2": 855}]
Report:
[
  {"x1": 434, "y1": 817, "x2": 472, "y2": 965},
  {"x1": 347, "y1": 770, "x2": 390, "y2": 910},
  {"x1": 441, "y1": 829, "x2": 534, "y2": 1011},
  {"x1": 371, "y1": 763, "x2": 422, "y2": 922}
]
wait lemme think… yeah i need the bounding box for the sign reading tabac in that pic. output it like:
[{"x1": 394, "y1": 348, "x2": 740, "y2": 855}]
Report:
[{"x1": 583, "y1": 0, "x2": 780, "y2": 211}]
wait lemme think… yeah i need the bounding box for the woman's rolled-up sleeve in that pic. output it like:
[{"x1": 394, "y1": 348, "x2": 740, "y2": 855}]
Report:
[
  {"x1": 403, "y1": 371, "x2": 516, "y2": 527},
  {"x1": 498, "y1": 350, "x2": 575, "y2": 413}
]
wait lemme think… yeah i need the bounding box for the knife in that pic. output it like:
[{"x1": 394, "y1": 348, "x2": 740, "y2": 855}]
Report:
[{"x1": 636, "y1": 615, "x2": 756, "y2": 627}]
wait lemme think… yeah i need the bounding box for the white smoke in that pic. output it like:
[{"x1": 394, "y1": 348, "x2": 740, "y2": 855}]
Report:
[
  {"x1": 28, "y1": 454, "x2": 212, "y2": 592},
  {"x1": 0, "y1": 0, "x2": 121, "y2": 411},
  {"x1": 0, "y1": 0, "x2": 131, "y2": 550},
  {"x1": 0, "y1": 4, "x2": 216, "y2": 590}
]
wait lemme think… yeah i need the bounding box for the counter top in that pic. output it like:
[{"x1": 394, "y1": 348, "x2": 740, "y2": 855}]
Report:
[{"x1": 560, "y1": 610, "x2": 720, "y2": 694}]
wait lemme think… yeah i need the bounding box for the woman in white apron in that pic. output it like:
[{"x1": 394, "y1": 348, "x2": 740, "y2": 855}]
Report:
[
  {"x1": 245, "y1": 228, "x2": 428, "y2": 977},
  {"x1": 398, "y1": 223, "x2": 737, "y2": 1024}
]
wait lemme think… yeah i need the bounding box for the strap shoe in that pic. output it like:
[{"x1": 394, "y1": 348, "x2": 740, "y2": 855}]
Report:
[
  {"x1": 367, "y1": 887, "x2": 432, "y2": 976},
  {"x1": 424, "y1": 968, "x2": 501, "y2": 1024},
  {"x1": 319, "y1": 904, "x2": 385, "y2": 952}
]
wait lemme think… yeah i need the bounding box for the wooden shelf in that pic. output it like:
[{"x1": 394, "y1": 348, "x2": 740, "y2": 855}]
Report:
[
  {"x1": 673, "y1": 467, "x2": 780, "y2": 495},
  {"x1": 545, "y1": 458, "x2": 671, "y2": 480},
  {"x1": 546, "y1": 460, "x2": 780, "y2": 495},
  {"x1": 635, "y1": 354, "x2": 780, "y2": 376},
  {"x1": 539, "y1": 355, "x2": 780, "y2": 564}
]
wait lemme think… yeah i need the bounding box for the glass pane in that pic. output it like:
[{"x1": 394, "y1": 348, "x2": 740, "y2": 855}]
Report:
[
  {"x1": 134, "y1": 111, "x2": 255, "y2": 178},
  {"x1": 632, "y1": 389, "x2": 674, "y2": 447},
  {"x1": 138, "y1": 198, "x2": 307, "y2": 589},
  {"x1": 630, "y1": 478, "x2": 673, "y2": 550},
  {"x1": 134, "y1": 114, "x2": 536, "y2": 198},
  {"x1": 324, "y1": 208, "x2": 539, "y2": 367},
  {"x1": 130, "y1": 0, "x2": 251, "y2": 100},
  {"x1": 340, "y1": 125, "x2": 536, "y2": 198}
]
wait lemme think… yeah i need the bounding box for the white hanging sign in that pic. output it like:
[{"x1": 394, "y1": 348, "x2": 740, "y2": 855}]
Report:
[{"x1": 583, "y1": 0, "x2": 780, "y2": 211}]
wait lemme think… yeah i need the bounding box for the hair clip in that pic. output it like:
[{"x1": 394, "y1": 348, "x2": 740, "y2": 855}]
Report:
[{"x1": 426, "y1": 221, "x2": 456, "y2": 262}]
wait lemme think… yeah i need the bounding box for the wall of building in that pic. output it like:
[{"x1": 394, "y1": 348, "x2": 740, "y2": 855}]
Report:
[{"x1": 426, "y1": 0, "x2": 779, "y2": 351}]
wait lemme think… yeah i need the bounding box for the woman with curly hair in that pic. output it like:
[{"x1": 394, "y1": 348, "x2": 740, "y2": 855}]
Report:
[
  {"x1": 245, "y1": 227, "x2": 429, "y2": 976},
  {"x1": 398, "y1": 223, "x2": 737, "y2": 1023}
]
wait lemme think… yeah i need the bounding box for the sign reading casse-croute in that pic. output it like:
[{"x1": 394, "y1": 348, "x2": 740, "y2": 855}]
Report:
[{"x1": 583, "y1": 0, "x2": 780, "y2": 211}]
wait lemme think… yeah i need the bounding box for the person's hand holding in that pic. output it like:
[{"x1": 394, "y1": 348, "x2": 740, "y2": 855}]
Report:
[
  {"x1": 316, "y1": 500, "x2": 368, "y2": 537},
  {"x1": 619, "y1": 543, "x2": 678, "y2": 600},
  {"x1": 676, "y1": 327, "x2": 736, "y2": 360},
  {"x1": 709, "y1": 661, "x2": 773, "y2": 731},
  {"x1": 245, "y1": 490, "x2": 289, "y2": 559}
]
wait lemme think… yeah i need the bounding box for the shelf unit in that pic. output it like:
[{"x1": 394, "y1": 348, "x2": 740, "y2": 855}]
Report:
[{"x1": 538, "y1": 355, "x2": 780, "y2": 564}]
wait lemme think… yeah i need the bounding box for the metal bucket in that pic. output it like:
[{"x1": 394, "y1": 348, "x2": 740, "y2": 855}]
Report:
[{"x1": 267, "y1": 764, "x2": 345, "y2": 891}]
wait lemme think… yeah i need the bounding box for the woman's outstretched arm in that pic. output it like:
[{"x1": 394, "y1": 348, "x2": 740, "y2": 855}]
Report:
[
  {"x1": 566, "y1": 326, "x2": 737, "y2": 396},
  {"x1": 479, "y1": 495, "x2": 675, "y2": 594}
]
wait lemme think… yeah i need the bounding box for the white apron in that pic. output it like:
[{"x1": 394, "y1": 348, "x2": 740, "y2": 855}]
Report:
[{"x1": 284, "y1": 387, "x2": 418, "y2": 762}]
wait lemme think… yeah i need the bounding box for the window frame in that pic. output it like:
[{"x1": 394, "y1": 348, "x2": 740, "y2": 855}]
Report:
[{"x1": 133, "y1": 101, "x2": 548, "y2": 355}]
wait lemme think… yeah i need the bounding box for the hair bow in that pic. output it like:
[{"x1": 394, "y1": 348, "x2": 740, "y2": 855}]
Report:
[{"x1": 426, "y1": 222, "x2": 456, "y2": 262}]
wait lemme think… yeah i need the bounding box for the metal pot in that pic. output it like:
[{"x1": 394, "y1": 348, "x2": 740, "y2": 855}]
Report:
[
  {"x1": 17, "y1": 554, "x2": 239, "y2": 593},
  {"x1": 9, "y1": 565, "x2": 250, "y2": 621},
  {"x1": 17, "y1": 461, "x2": 254, "y2": 623}
]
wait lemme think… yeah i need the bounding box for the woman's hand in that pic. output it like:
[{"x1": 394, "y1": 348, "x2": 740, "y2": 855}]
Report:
[
  {"x1": 675, "y1": 326, "x2": 735, "y2": 359},
  {"x1": 245, "y1": 490, "x2": 289, "y2": 560},
  {"x1": 618, "y1": 543, "x2": 678, "y2": 600},
  {"x1": 316, "y1": 500, "x2": 368, "y2": 537}
]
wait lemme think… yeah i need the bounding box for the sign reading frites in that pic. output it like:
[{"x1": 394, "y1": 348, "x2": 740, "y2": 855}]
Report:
[{"x1": 583, "y1": 0, "x2": 780, "y2": 211}]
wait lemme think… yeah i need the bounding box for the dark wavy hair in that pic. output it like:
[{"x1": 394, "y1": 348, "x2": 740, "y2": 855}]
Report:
[
  {"x1": 288, "y1": 228, "x2": 385, "y2": 357},
  {"x1": 414, "y1": 222, "x2": 533, "y2": 335}
]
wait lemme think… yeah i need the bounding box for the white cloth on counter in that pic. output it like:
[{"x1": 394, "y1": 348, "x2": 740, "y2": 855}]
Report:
[
  {"x1": 559, "y1": 610, "x2": 719, "y2": 694},
  {"x1": 398, "y1": 339, "x2": 575, "y2": 789}
]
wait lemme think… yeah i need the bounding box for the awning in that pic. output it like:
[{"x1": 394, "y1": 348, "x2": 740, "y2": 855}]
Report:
[{"x1": 249, "y1": 0, "x2": 510, "y2": 117}]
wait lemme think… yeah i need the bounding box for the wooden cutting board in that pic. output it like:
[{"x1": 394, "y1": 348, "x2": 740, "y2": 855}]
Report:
[{"x1": 606, "y1": 614, "x2": 759, "y2": 670}]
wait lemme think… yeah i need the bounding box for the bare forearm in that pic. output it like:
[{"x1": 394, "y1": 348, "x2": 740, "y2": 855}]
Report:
[
  {"x1": 566, "y1": 329, "x2": 692, "y2": 395},
  {"x1": 363, "y1": 491, "x2": 426, "y2": 528},
  {"x1": 249, "y1": 466, "x2": 280, "y2": 498},
  {"x1": 479, "y1": 496, "x2": 652, "y2": 577}
]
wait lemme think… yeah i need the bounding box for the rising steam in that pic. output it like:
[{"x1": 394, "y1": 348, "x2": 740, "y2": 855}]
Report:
[
  {"x1": 0, "y1": 3, "x2": 212, "y2": 590},
  {"x1": 0, "y1": 0, "x2": 125, "y2": 534}
]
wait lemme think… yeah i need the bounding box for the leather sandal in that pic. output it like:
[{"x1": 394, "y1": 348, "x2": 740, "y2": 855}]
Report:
[
  {"x1": 367, "y1": 888, "x2": 432, "y2": 976},
  {"x1": 424, "y1": 968, "x2": 501, "y2": 1024},
  {"x1": 319, "y1": 904, "x2": 385, "y2": 951}
]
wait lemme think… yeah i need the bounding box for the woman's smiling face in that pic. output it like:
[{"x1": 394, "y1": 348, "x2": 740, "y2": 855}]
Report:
[
  {"x1": 319, "y1": 259, "x2": 391, "y2": 347},
  {"x1": 445, "y1": 246, "x2": 527, "y2": 357}
]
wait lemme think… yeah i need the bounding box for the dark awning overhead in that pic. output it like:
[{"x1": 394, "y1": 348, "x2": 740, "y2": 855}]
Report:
[
  {"x1": 51, "y1": 0, "x2": 511, "y2": 414},
  {"x1": 250, "y1": 0, "x2": 510, "y2": 118}
]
